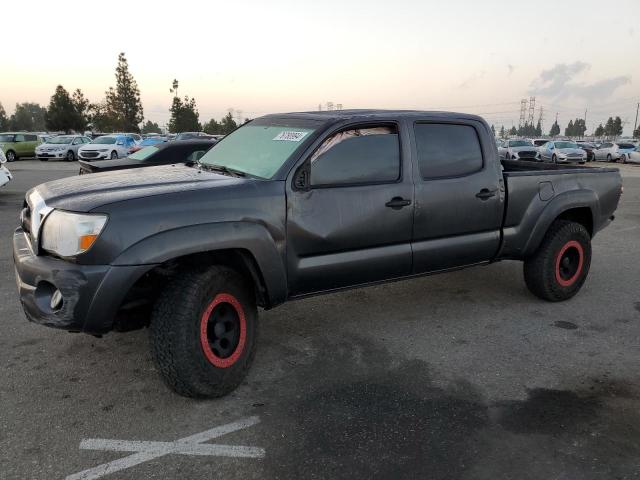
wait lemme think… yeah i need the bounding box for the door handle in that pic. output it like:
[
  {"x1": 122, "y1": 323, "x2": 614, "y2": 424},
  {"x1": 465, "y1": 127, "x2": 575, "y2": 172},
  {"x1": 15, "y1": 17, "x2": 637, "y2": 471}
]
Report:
[
  {"x1": 385, "y1": 197, "x2": 412, "y2": 209},
  {"x1": 475, "y1": 188, "x2": 497, "y2": 200}
]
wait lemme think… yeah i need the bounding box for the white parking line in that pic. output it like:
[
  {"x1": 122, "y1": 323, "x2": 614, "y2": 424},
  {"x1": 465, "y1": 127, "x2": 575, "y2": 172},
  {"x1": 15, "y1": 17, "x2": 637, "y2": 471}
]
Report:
[{"x1": 66, "y1": 416, "x2": 264, "y2": 480}]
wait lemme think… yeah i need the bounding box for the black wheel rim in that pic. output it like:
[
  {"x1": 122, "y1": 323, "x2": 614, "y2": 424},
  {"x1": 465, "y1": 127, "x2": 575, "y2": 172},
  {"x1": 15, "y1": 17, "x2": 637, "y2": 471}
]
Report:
[{"x1": 204, "y1": 302, "x2": 241, "y2": 359}]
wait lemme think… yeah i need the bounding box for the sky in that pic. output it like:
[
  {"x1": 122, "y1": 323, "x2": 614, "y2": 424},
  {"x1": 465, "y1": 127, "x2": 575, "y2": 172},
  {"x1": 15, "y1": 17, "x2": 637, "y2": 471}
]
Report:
[{"x1": 3, "y1": 0, "x2": 639, "y2": 135}]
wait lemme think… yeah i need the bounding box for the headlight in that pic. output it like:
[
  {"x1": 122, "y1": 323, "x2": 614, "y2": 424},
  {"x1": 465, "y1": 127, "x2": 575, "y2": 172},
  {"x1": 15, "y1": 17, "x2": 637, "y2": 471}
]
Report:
[
  {"x1": 54, "y1": 146, "x2": 66, "y2": 151},
  {"x1": 98, "y1": 148, "x2": 108, "y2": 152},
  {"x1": 41, "y1": 210, "x2": 108, "y2": 257}
]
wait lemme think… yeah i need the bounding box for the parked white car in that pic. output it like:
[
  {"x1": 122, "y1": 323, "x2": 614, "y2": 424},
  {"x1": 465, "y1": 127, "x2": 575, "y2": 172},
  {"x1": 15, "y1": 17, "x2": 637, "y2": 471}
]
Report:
[
  {"x1": 620, "y1": 145, "x2": 640, "y2": 164},
  {"x1": 498, "y1": 139, "x2": 539, "y2": 160},
  {"x1": 35, "y1": 135, "x2": 92, "y2": 161},
  {"x1": 0, "y1": 149, "x2": 13, "y2": 188},
  {"x1": 538, "y1": 140, "x2": 586, "y2": 164},
  {"x1": 78, "y1": 135, "x2": 136, "y2": 160},
  {"x1": 593, "y1": 142, "x2": 636, "y2": 162}
]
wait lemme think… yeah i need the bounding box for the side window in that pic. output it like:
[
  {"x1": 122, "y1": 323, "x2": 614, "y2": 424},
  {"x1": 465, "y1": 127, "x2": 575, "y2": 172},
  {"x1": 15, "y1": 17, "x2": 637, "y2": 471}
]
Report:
[
  {"x1": 309, "y1": 126, "x2": 400, "y2": 187},
  {"x1": 186, "y1": 150, "x2": 207, "y2": 162},
  {"x1": 26, "y1": 134, "x2": 38, "y2": 141},
  {"x1": 72, "y1": 138, "x2": 81, "y2": 145},
  {"x1": 414, "y1": 123, "x2": 483, "y2": 179},
  {"x1": 15, "y1": 134, "x2": 25, "y2": 142}
]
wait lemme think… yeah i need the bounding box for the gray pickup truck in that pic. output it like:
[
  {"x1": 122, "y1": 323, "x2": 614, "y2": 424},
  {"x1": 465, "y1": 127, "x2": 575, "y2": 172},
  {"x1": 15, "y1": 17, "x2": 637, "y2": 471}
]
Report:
[{"x1": 13, "y1": 110, "x2": 622, "y2": 397}]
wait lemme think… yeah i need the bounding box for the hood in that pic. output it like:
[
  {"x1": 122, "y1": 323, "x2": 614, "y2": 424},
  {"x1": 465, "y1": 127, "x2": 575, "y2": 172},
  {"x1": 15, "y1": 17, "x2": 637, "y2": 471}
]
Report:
[
  {"x1": 556, "y1": 148, "x2": 584, "y2": 155},
  {"x1": 37, "y1": 142, "x2": 71, "y2": 150},
  {"x1": 79, "y1": 143, "x2": 115, "y2": 151},
  {"x1": 509, "y1": 145, "x2": 536, "y2": 152},
  {"x1": 34, "y1": 164, "x2": 246, "y2": 211}
]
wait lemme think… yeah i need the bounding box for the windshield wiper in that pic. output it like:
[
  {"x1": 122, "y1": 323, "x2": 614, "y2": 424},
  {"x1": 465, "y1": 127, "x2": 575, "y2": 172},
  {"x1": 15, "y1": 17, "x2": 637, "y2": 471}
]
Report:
[{"x1": 199, "y1": 163, "x2": 246, "y2": 177}]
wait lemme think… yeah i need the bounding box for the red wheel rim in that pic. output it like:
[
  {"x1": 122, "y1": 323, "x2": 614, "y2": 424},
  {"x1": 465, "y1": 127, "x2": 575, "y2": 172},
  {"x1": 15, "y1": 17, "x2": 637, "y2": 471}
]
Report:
[
  {"x1": 200, "y1": 293, "x2": 246, "y2": 368},
  {"x1": 555, "y1": 240, "x2": 584, "y2": 287}
]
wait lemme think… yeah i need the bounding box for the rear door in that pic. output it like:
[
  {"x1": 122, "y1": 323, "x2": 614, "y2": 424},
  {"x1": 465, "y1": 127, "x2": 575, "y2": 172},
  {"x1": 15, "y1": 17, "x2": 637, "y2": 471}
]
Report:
[
  {"x1": 286, "y1": 122, "x2": 414, "y2": 295},
  {"x1": 410, "y1": 120, "x2": 503, "y2": 273}
]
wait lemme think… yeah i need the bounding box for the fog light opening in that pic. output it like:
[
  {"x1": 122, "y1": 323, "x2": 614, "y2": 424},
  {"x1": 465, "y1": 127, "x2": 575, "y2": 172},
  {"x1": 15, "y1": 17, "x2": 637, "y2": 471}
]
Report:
[{"x1": 50, "y1": 289, "x2": 64, "y2": 311}]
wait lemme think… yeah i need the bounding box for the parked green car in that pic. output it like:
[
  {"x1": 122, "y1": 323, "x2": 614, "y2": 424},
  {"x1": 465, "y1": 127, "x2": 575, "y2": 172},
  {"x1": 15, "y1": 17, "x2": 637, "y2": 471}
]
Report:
[{"x1": 0, "y1": 132, "x2": 41, "y2": 161}]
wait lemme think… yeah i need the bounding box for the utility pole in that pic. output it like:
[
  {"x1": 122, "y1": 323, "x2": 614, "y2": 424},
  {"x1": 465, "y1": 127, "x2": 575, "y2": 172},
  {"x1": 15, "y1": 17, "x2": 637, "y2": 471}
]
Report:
[
  {"x1": 583, "y1": 109, "x2": 587, "y2": 139},
  {"x1": 527, "y1": 96, "x2": 536, "y2": 127},
  {"x1": 634, "y1": 102, "x2": 639, "y2": 137},
  {"x1": 538, "y1": 106, "x2": 544, "y2": 133}
]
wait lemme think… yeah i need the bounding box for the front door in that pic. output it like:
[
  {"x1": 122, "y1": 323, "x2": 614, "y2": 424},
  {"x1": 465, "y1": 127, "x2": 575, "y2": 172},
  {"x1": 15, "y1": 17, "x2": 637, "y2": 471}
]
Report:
[
  {"x1": 286, "y1": 123, "x2": 414, "y2": 296},
  {"x1": 410, "y1": 120, "x2": 503, "y2": 273}
]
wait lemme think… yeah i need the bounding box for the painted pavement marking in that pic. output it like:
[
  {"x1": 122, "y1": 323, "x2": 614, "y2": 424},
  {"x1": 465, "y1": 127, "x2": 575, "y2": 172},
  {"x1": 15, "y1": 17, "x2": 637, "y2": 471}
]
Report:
[{"x1": 65, "y1": 416, "x2": 264, "y2": 480}]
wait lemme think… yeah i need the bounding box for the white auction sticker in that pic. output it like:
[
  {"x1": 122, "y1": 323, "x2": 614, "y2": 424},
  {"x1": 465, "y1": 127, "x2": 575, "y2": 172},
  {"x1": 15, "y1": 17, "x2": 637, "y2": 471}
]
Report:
[{"x1": 273, "y1": 131, "x2": 308, "y2": 142}]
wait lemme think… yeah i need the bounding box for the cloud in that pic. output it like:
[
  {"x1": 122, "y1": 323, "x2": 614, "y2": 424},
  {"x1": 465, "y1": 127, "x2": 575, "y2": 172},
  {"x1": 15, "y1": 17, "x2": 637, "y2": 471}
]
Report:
[{"x1": 528, "y1": 61, "x2": 631, "y2": 101}]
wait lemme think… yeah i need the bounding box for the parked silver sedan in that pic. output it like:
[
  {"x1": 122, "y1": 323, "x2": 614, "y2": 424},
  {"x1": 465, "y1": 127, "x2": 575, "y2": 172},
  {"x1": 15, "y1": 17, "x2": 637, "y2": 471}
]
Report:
[
  {"x1": 35, "y1": 135, "x2": 92, "y2": 161},
  {"x1": 538, "y1": 140, "x2": 586, "y2": 164}
]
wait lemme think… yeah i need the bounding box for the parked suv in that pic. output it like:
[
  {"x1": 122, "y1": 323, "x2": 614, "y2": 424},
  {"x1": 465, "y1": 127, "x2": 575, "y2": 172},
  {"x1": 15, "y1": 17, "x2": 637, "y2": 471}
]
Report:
[
  {"x1": 593, "y1": 142, "x2": 636, "y2": 162},
  {"x1": 35, "y1": 135, "x2": 91, "y2": 161},
  {"x1": 78, "y1": 135, "x2": 135, "y2": 160},
  {"x1": 0, "y1": 132, "x2": 41, "y2": 161}
]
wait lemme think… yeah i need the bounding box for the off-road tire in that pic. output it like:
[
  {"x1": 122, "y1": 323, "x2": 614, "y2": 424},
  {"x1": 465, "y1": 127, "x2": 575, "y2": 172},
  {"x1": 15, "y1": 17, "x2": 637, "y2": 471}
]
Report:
[
  {"x1": 524, "y1": 220, "x2": 591, "y2": 302},
  {"x1": 150, "y1": 265, "x2": 258, "y2": 398}
]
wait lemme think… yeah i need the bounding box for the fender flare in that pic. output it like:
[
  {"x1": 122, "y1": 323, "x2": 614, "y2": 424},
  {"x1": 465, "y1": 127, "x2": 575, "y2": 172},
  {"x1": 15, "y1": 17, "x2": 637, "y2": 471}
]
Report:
[
  {"x1": 522, "y1": 189, "x2": 598, "y2": 257},
  {"x1": 112, "y1": 221, "x2": 288, "y2": 306}
]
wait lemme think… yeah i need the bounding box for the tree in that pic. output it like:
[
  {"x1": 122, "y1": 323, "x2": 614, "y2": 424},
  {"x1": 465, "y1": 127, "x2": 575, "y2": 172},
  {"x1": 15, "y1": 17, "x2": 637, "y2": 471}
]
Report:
[
  {"x1": 203, "y1": 118, "x2": 222, "y2": 135},
  {"x1": 72, "y1": 89, "x2": 90, "y2": 132},
  {"x1": 141, "y1": 120, "x2": 162, "y2": 134},
  {"x1": 564, "y1": 120, "x2": 574, "y2": 137},
  {"x1": 102, "y1": 52, "x2": 144, "y2": 132},
  {"x1": 604, "y1": 117, "x2": 614, "y2": 138},
  {"x1": 45, "y1": 85, "x2": 80, "y2": 132},
  {"x1": 594, "y1": 124, "x2": 605, "y2": 137},
  {"x1": 88, "y1": 101, "x2": 119, "y2": 132},
  {"x1": 509, "y1": 126, "x2": 517, "y2": 136},
  {"x1": 549, "y1": 120, "x2": 560, "y2": 137},
  {"x1": 9, "y1": 103, "x2": 47, "y2": 131},
  {"x1": 168, "y1": 95, "x2": 201, "y2": 133},
  {"x1": 535, "y1": 120, "x2": 542, "y2": 137},
  {"x1": 634, "y1": 126, "x2": 640, "y2": 139},
  {"x1": 0, "y1": 102, "x2": 8, "y2": 131},
  {"x1": 220, "y1": 112, "x2": 237, "y2": 135},
  {"x1": 491, "y1": 124, "x2": 496, "y2": 136},
  {"x1": 499, "y1": 125, "x2": 505, "y2": 138},
  {"x1": 612, "y1": 116, "x2": 623, "y2": 138}
]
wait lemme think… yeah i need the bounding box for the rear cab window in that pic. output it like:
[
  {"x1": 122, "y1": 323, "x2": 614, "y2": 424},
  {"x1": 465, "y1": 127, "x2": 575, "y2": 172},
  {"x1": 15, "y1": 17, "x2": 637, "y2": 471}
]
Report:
[{"x1": 413, "y1": 123, "x2": 483, "y2": 179}]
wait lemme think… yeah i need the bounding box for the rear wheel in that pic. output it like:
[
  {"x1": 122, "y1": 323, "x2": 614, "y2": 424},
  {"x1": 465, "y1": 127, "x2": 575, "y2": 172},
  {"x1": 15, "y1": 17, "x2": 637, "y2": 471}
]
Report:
[
  {"x1": 620, "y1": 154, "x2": 627, "y2": 164},
  {"x1": 524, "y1": 220, "x2": 591, "y2": 301},
  {"x1": 5, "y1": 150, "x2": 16, "y2": 162},
  {"x1": 149, "y1": 265, "x2": 258, "y2": 398},
  {"x1": 607, "y1": 154, "x2": 612, "y2": 162}
]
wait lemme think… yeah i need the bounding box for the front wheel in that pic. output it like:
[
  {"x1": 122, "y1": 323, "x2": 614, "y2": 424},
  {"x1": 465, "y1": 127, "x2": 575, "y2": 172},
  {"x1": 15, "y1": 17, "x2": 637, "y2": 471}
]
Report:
[
  {"x1": 110, "y1": 151, "x2": 118, "y2": 159},
  {"x1": 66, "y1": 150, "x2": 75, "y2": 162},
  {"x1": 523, "y1": 220, "x2": 591, "y2": 301},
  {"x1": 149, "y1": 265, "x2": 258, "y2": 398},
  {"x1": 552, "y1": 154, "x2": 557, "y2": 164}
]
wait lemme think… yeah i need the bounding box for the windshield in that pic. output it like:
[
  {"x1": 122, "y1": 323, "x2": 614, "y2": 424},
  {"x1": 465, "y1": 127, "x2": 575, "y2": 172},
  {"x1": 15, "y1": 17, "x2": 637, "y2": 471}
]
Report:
[
  {"x1": 555, "y1": 141, "x2": 577, "y2": 149},
  {"x1": 46, "y1": 136, "x2": 74, "y2": 144},
  {"x1": 198, "y1": 122, "x2": 318, "y2": 179},
  {"x1": 618, "y1": 143, "x2": 635, "y2": 149},
  {"x1": 509, "y1": 140, "x2": 533, "y2": 147},
  {"x1": 176, "y1": 132, "x2": 200, "y2": 140},
  {"x1": 128, "y1": 146, "x2": 159, "y2": 161},
  {"x1": 140, "y1": 138, "x2": 164, "y2": 146},
  {"x1": 91, "y1": 136, "x2": 117, "y2": 144},
  {"x1": 0, "y1": 134, "x2": 16, "y2": 142}
]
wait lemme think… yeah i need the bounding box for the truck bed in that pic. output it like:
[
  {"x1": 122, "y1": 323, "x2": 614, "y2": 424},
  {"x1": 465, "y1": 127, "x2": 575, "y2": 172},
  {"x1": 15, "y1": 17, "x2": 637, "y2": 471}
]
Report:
[{"x1": 499, "y1": 159, "x2": 622, "y2": 259}]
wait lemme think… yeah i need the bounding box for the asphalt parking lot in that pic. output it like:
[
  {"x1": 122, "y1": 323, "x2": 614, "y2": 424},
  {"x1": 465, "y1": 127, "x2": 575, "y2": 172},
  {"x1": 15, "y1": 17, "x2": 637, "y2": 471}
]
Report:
[{"x1": 1, "y1": 159, "x2": 640, "y2": 480}]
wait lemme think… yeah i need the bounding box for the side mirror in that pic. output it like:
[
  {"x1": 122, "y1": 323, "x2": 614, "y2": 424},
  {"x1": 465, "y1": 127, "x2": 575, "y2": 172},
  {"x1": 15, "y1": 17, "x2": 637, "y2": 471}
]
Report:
[
  {"x1": 116, "y1": 141, "x2": 124, "y2": 146},
  {"x1": 293, "y1": 166, "x2": 309, "y2": 191}
]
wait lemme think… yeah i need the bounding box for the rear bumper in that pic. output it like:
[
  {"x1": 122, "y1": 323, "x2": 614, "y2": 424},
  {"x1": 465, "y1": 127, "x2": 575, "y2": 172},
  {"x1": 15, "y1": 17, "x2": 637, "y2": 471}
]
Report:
[{"x1": 13, "y1": 228, "x2": 151, "y2": 334}]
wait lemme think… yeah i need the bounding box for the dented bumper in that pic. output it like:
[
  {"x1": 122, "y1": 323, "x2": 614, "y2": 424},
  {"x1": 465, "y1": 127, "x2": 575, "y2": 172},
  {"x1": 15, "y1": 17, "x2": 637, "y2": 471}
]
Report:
[{"x1": 13, "y1": 228, "x2": 149, "y2": 334}]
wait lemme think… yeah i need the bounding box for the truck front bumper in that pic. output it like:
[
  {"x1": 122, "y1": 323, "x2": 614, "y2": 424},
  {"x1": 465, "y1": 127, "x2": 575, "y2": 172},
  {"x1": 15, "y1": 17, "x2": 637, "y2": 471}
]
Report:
[{"x1": 13, "y1": 228, "x2": 151, "y2": 334}]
